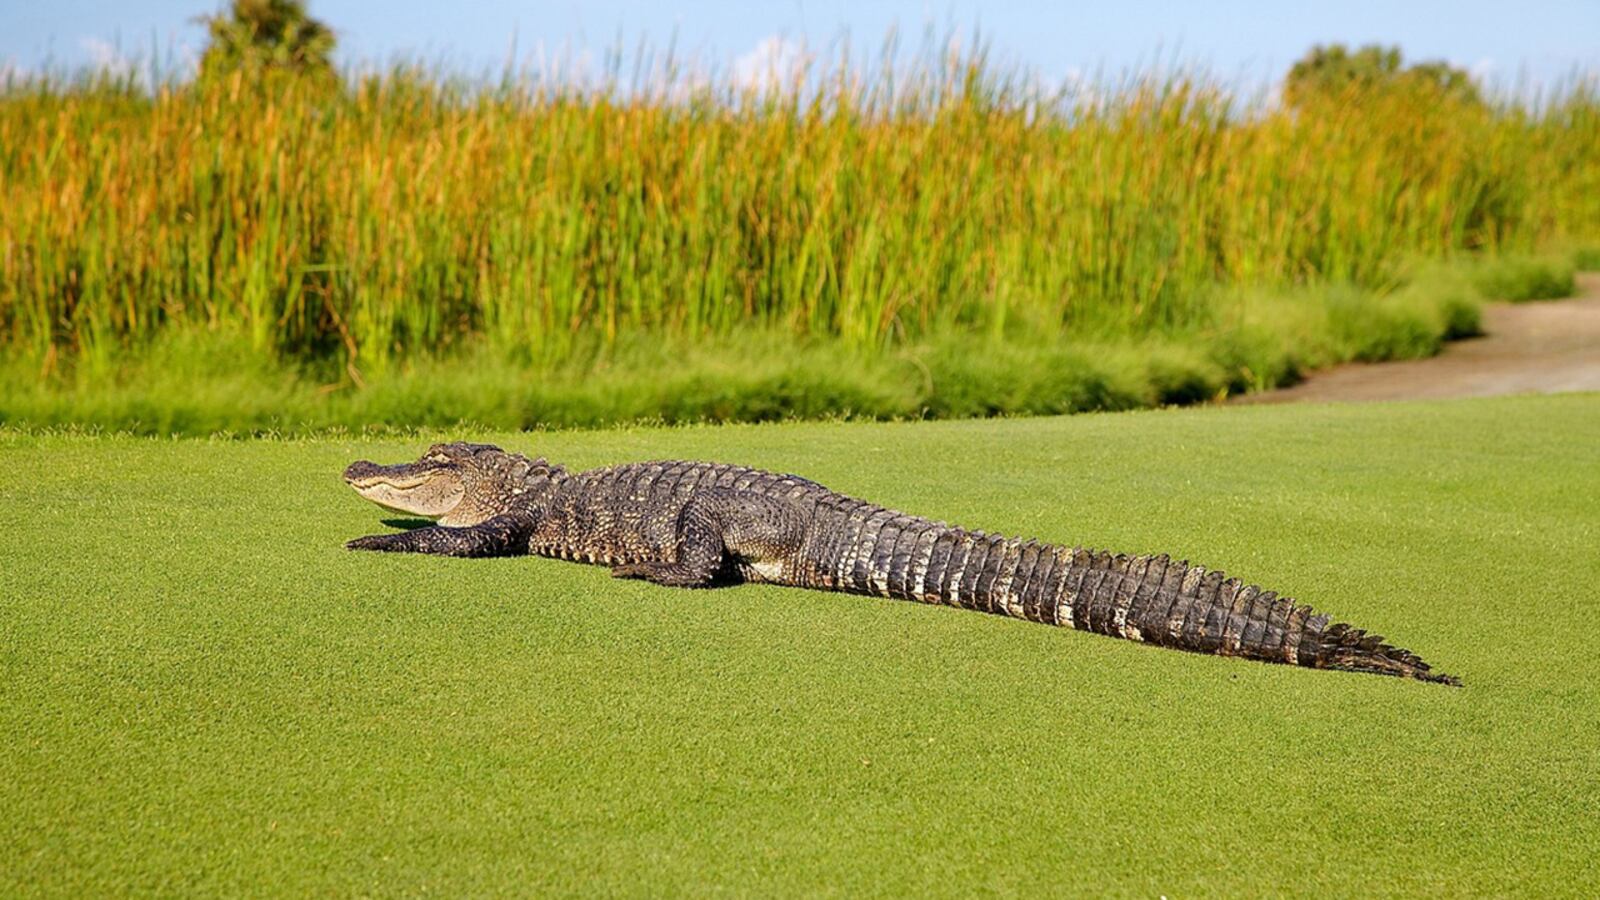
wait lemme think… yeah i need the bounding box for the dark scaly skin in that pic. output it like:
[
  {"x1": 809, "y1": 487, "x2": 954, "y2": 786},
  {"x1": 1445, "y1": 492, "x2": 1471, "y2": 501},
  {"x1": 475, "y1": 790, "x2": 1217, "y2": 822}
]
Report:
[{"x1": 345, "y1": 442, "x2": 1460, "y2": 686}]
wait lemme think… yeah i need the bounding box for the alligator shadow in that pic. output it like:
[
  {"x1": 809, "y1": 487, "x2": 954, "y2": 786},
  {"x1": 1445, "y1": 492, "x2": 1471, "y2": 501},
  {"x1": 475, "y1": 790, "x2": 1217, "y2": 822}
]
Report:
[{"x1": 381, "y1": 518, "x2": 435, "y2": 531}]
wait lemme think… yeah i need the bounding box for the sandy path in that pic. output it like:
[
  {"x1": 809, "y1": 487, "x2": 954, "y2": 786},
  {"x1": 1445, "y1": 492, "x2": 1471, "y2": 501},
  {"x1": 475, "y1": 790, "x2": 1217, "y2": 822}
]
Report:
[{"x1": 1237, "y1": 272, "x2": 1600, "y2": 404}]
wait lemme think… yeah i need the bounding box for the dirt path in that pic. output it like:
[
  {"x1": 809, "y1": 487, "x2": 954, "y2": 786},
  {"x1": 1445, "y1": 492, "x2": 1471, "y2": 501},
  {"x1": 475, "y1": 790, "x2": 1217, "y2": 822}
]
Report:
[{"x1": 1238, "y1": 272, "x2": 1600, "y2": 404}]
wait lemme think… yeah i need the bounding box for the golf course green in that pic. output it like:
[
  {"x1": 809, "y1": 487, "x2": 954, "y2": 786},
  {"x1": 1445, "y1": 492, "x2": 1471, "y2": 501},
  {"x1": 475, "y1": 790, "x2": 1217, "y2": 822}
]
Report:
[{"x1": 3, "y1": 394, "x2": 1596, "y2": 895}]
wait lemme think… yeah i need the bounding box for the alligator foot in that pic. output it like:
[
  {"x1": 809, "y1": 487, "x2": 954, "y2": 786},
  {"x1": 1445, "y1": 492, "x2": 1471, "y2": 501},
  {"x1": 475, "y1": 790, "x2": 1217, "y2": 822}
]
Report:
[{"x1": 611, "y1": 561, "x2": 717, "y2": 588}]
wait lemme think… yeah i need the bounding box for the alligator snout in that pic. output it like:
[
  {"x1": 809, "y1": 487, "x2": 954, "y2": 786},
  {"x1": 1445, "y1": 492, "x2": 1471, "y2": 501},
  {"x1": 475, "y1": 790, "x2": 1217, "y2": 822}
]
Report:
[{"x1": 343, "y1": 460, "x2": 383, "y2": 484}]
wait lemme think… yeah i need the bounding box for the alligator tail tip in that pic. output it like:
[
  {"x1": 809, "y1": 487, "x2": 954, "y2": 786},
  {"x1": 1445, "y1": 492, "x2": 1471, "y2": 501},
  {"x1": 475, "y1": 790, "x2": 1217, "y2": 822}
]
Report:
[
  {"x1": 1419, "y1": 669, "x2": 1463, "y2": 687},
  {"x1": 1316, "y1": 623, "x2": 1460, "y2": 686}
]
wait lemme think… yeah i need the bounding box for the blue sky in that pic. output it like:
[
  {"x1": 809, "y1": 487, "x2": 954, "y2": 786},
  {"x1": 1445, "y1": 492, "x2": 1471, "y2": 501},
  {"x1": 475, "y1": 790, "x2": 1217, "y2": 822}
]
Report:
[{"x1": 6, "y1": 1, "x2": 1599, "y2": 91}]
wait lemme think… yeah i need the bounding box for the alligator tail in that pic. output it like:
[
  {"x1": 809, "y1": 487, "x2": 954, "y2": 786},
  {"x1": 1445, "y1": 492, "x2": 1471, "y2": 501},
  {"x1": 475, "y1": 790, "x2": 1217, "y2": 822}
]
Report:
[{"x1": 874, "y1": 528, "x2": 1458, "y2": 686}]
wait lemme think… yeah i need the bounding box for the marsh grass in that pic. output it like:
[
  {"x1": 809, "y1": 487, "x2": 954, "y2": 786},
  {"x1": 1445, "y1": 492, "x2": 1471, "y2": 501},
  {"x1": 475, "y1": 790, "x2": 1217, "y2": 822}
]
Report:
[{"x1": 1, "y1": 50, "x2": 1596, "y2": 430}]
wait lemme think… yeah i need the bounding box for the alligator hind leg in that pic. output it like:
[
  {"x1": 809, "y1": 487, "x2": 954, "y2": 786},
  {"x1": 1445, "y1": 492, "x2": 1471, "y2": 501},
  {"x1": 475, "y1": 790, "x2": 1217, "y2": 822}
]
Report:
[
  {"x1": 609, "y1": 512, "x2": 724, "y2": 587},
  {"x1": 611, "y1": 490, "x2": 805, "y2": 588}
]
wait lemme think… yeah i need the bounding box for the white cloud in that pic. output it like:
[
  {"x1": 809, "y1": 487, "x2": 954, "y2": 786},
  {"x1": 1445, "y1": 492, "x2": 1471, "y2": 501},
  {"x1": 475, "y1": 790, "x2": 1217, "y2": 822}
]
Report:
[
  {"x1": 731, "y1": 35, "x2": 808, "y2": 94},
  {"x1": 660, "y1": 64, "x2": 714, "y2": 104},
  {"x1": 80, "y1": 35, "x2": 162, "y2": 87},
  {"x1": 175, "y1": 39, "x2": 201, "y2": 78},
  {"x1": 74, "y1": 34, "x2": 201, "y2": 85},
  {"x1": 1057, "y1": 65, "x2": 1106, "y2": 109},
  {"x1": 81, "y1": 36, "x2": 133, "y2": 74},
  {"x1": 518, "y1": 39, "x2": 599, "y2": 90}
]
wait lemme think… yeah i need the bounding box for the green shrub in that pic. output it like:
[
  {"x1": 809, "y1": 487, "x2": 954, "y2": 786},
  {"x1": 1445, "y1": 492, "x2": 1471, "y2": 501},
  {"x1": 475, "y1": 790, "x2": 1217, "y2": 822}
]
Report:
[{"x1": 1465, "y1": 255, "x2": 1577, "y2": 301}]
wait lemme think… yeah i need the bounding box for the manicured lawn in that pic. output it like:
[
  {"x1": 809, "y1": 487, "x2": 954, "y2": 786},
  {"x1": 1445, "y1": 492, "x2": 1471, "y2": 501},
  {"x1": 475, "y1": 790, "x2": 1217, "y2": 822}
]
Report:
[{"x1": 3, "y1": 395, "x2": 1597, "y2": 895}]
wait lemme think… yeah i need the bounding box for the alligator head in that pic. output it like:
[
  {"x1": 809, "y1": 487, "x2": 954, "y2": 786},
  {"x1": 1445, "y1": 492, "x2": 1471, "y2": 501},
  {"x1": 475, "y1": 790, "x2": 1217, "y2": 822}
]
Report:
[{"x1": 343, "y1": 441, "x2": 564, "y2": 526}]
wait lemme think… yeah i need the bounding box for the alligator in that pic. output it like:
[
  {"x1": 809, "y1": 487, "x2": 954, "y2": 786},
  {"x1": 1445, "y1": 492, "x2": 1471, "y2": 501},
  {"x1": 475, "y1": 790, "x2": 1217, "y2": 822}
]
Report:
[{"x1": 343, "y1": 441, "x2": 1459, "y2": 685}]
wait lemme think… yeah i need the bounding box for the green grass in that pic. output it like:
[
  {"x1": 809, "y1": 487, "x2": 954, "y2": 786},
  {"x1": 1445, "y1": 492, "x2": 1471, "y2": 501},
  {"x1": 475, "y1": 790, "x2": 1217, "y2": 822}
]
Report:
[{"x1": 3, "y1": 394, "x2": 1597, "y2": 895}]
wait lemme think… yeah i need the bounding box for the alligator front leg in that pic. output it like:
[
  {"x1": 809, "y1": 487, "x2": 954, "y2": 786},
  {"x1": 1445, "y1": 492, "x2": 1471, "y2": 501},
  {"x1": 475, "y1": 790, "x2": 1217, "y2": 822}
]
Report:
[
  {"x1": 346, "y1": 513, "x2": 533, "y2": 558},
  {"x1": 611, "y1": 490, "x2": 805, "y2": 588}
]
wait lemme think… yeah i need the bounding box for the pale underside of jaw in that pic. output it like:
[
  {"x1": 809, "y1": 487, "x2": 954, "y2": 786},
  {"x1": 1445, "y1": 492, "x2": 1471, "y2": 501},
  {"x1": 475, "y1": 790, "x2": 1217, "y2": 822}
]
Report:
[
  {"x1": 368, "y1": 498, "x2": 442, "y2": 518},
  {"x1": 353, "y1": 480, "x2": 450, "y2": 518}
]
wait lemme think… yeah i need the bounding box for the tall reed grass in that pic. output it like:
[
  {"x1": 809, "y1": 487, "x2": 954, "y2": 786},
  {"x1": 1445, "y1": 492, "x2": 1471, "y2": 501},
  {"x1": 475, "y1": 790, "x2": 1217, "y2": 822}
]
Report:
[{"x1": 4, "y1": 48, "x2": 1597, "y2": 386}]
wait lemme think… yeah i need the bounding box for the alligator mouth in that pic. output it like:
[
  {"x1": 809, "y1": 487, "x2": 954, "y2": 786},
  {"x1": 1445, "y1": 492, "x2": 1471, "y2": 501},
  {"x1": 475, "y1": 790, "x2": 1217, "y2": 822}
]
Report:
[{"x1": 346, "y1": 472, "x2": 430, "y2": 490}]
